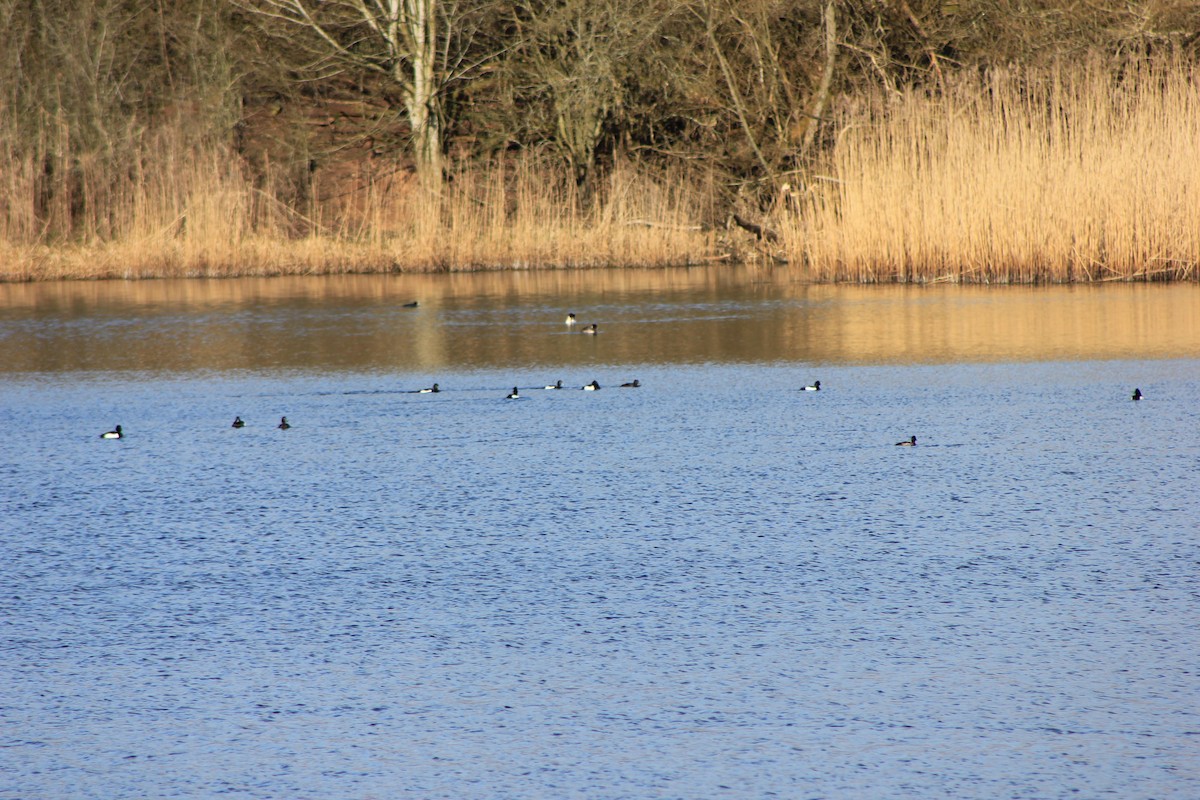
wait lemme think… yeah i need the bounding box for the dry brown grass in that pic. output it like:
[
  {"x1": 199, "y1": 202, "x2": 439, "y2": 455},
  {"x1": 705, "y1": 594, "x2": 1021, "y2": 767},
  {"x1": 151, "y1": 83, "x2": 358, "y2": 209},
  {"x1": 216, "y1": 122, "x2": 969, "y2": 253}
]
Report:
[
  {"x1": 3, "y1": 58, "x2": 1199, "y2": 283},
  {"x1": 784, "y1": 58, "x2": 1200, "y2": 283},
  {"x1": 0, "y1": 126, "x2": 715, "y2": 281}
]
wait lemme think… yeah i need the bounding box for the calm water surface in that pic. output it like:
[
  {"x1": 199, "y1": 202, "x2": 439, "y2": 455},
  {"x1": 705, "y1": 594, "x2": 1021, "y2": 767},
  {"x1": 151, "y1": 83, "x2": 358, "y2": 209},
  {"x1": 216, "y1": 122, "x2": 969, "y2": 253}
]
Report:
[{"x1": 2, "y1": 270, "x2": 1199, "y2": 799}]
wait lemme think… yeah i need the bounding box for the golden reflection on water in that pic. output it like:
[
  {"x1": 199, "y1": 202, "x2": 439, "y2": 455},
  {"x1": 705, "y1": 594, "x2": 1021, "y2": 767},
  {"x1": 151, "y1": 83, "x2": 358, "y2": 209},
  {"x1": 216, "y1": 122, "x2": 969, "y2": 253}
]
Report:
[{"x1": 1, "y1": 268, "x2": 1198, "y2": 372}]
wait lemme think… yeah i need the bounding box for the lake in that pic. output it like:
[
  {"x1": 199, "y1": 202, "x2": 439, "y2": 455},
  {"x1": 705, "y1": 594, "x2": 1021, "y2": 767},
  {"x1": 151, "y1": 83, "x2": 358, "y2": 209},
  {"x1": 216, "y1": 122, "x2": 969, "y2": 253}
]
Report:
[{"x1": 2, "y1": 269, "x2": 1198, "y2": 799}]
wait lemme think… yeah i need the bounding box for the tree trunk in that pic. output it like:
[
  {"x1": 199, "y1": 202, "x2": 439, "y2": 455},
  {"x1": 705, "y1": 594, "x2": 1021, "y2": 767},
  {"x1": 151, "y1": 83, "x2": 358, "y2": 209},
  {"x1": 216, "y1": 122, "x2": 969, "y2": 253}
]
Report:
[
  {"x1": 400, "y1": 0, "x2": 442, "y2": 190},
  {"x1": 799, "y1": 1, "x2": 837, "y2": 161}
]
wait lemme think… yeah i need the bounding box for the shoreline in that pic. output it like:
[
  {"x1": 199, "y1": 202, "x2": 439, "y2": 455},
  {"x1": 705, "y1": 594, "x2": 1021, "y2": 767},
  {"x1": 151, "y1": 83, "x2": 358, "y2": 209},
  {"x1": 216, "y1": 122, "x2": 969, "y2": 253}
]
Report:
[
  {"x1": 2, "y1": 255, "x2": 1200, "y2": 289},
  {"x1": 2, "y1": 253, "x2": 1194, "y2": 286}
]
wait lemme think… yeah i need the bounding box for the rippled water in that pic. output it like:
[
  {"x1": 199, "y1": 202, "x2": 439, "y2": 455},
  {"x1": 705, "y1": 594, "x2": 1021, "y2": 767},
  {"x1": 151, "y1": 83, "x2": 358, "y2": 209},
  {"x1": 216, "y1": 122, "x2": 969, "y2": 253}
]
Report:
[{"x1": 2, "y1": 272, "x2": 1199, "y2": 799}]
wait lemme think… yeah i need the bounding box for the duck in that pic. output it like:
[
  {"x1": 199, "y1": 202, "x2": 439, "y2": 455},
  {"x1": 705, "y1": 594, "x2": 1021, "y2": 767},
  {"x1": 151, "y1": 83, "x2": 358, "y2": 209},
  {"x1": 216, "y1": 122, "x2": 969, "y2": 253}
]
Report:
[
  {"x1": 544, "y1": 380, "x2": 564, "y2": 390},
  {"x1": 581, "y1": 323, "x2": 598, "y2": 334},
  {"x1": 278, "y1": 416, "x2": 291, "y2": 430},
  {"x1": 100, "y1": 425, "x2": 123, "y2": 439},
  {"x1": 402, "y1": 300, "x2": 419, "y2": 308},
  {"x1": 803, "y1": 381, "x2": 821, "y2": 391},
  {"x1": 506, "y1": 386, "x2": 520, "y2": 399},
  {"x1": 565, "y1": 313, "x2": 577, "y2": 326},
  {"x1": 895, "y1": 435, "x2": 917, "y2": 446},
  {"x1": 232, "y1": 416, "x2": 245, "y2": 428},
  {"x1": 620, "y1": 379, "x2": 641, "y2": 388},
  {"x1": 419, "y1": 383, "x2": 440, "y2": 394},
  {"x1": 583, "y1": 380, "x2": 601, "y2": 391},
  {"x1": 1132, "y1": 388, "x2": 1142, "y2": 401}
]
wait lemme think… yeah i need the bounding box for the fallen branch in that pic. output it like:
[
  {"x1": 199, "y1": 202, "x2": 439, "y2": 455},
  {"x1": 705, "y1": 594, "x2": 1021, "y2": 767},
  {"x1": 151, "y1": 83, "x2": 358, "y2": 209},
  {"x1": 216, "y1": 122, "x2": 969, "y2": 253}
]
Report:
[{"x1": 731, "y1": 214, "x2": 780, "y2": 243}]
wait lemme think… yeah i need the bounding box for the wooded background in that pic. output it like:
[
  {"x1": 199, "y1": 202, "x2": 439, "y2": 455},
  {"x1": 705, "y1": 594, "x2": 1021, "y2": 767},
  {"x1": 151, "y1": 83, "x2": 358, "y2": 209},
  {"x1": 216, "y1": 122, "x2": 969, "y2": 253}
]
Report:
[{"x1": 3, "y1": 1, "x2": 1198, "y2": 269}]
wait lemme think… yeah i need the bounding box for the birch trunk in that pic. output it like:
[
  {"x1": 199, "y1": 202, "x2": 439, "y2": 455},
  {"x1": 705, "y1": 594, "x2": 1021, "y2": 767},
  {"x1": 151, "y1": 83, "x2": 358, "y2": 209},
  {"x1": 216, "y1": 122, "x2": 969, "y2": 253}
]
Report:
[
  {"x1": 398, "y1": 0, "x2": 442, "y2": 190},
  {"x1": 236, "y1": 0, "x2": 445, "y2": 190}
]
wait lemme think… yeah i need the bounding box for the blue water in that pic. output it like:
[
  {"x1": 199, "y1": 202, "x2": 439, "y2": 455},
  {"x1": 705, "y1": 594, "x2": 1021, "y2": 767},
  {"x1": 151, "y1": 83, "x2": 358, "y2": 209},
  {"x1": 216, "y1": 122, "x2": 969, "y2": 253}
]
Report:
[{"x1": 3, "y1": 357, "x2": 1198, "y2": 800}]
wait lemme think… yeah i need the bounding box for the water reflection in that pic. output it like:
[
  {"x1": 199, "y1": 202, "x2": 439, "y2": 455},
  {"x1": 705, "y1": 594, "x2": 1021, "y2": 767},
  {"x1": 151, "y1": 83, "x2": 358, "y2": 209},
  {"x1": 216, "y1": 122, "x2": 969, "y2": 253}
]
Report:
[{"x1": 1, "y1": 268, "x2": 1197, "y2": 373}]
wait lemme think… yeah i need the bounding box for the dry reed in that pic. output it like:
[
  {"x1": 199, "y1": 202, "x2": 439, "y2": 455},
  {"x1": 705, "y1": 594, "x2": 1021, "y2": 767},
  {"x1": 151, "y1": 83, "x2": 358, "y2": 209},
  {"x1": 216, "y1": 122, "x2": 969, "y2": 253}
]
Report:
[
  {"x1": 3, "y1": 58, "x2": 1199, "y2": 282},
  {"x1": 785, "y1": 58, "x2": 1200, "y2": 282},
  {"x1": 0, "y1": 123, "x2": 714, "y2": 281}
]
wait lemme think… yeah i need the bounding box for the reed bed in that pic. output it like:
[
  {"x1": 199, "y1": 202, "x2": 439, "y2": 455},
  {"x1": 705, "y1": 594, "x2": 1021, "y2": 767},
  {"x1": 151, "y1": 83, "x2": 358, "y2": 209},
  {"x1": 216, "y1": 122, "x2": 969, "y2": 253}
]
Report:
[
  {"x1": 3, "y1": 58, "x2": 1199, "y2": 283},
  {"x1": 786, "y1": 58, "x2": 1200, "y2": 282},
  {"x1": 0, "y1": 125, "x2": 714, "y2": 281}
]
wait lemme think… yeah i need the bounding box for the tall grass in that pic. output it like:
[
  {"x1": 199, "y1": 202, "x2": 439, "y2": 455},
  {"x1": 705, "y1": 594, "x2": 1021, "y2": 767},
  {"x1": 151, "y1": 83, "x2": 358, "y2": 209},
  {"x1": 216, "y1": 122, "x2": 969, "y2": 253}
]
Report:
[
  {"x1": 3, "y1": 58, "x2": 1199, "y2": 283},
  {"x1": 0, "y1": 121, "x2": 714, "y2": 281},
  {"x1": 787, "y1": 58, "x2": 1200, "y2": 282}
]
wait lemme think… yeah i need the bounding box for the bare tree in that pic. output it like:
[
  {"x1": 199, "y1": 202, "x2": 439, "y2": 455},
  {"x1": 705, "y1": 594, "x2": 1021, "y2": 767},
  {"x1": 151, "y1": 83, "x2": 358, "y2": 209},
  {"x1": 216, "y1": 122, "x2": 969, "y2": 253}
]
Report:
[
  {"x1": 672, "y1": 1, "x2": 832, "y2": 192},
  {"x1": 233, "y1": 0, "x2": 467, "y2": 189},
  {"x1": 0, "y1": 0, "x2": 252, "y2": 237},
  {"x1": 506, "y1": 0, "x2": 675, "y2": 187}
]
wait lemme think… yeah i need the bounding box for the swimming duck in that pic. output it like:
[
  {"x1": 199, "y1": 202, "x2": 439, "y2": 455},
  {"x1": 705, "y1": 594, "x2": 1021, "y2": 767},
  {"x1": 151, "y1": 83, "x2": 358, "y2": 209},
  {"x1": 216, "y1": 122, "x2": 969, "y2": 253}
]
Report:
[
  {"x1": 803, "y1": 381, "x2": 821, "y2": 391},
  {"x1": 100, "y1": 425, "x2": 123, "y2": 439},
  {"x1": 895, "y1": 435, "x2": 917, "y2": 446},
  {"x1": 565, "y1": 313, "x2": 577, "y2": 325},
  {"x1": 583, "y1": 380, "x2": 601, "y2": 391},
  {"x1": 1132, "y1": 388, "x2": 1142, "y2": 401},
  {"x1": 620, "y1": 379, "x2": 641, "y2": 388},
  {"x1": 402, "y1": 301, "x2": 419, "y2": 308},
  {"x1": 278, "y1": 416, "x2": 291, "y2": 430},
  {"x1": 544, "y1": 380, "x2": 564, "y2": 390},
  {"x1": 581, "y1": 323, "x2": 598, "y2": 334},
  {"x1": 232, "y1": 416, "x2": 245, "y2": 428},
  {"x1": 506, "y1": 386, "x2": 520, "y2": 399},
  {"x1": 419, "y1": 383, "x2": 440, "y2": 394}
]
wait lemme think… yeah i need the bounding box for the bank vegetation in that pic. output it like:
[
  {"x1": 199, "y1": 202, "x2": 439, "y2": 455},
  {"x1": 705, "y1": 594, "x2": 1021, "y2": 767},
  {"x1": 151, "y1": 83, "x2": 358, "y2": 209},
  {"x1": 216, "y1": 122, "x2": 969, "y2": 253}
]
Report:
[{"x1": 2, "y1": 0, "x2": 1199, "y2": 282}]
